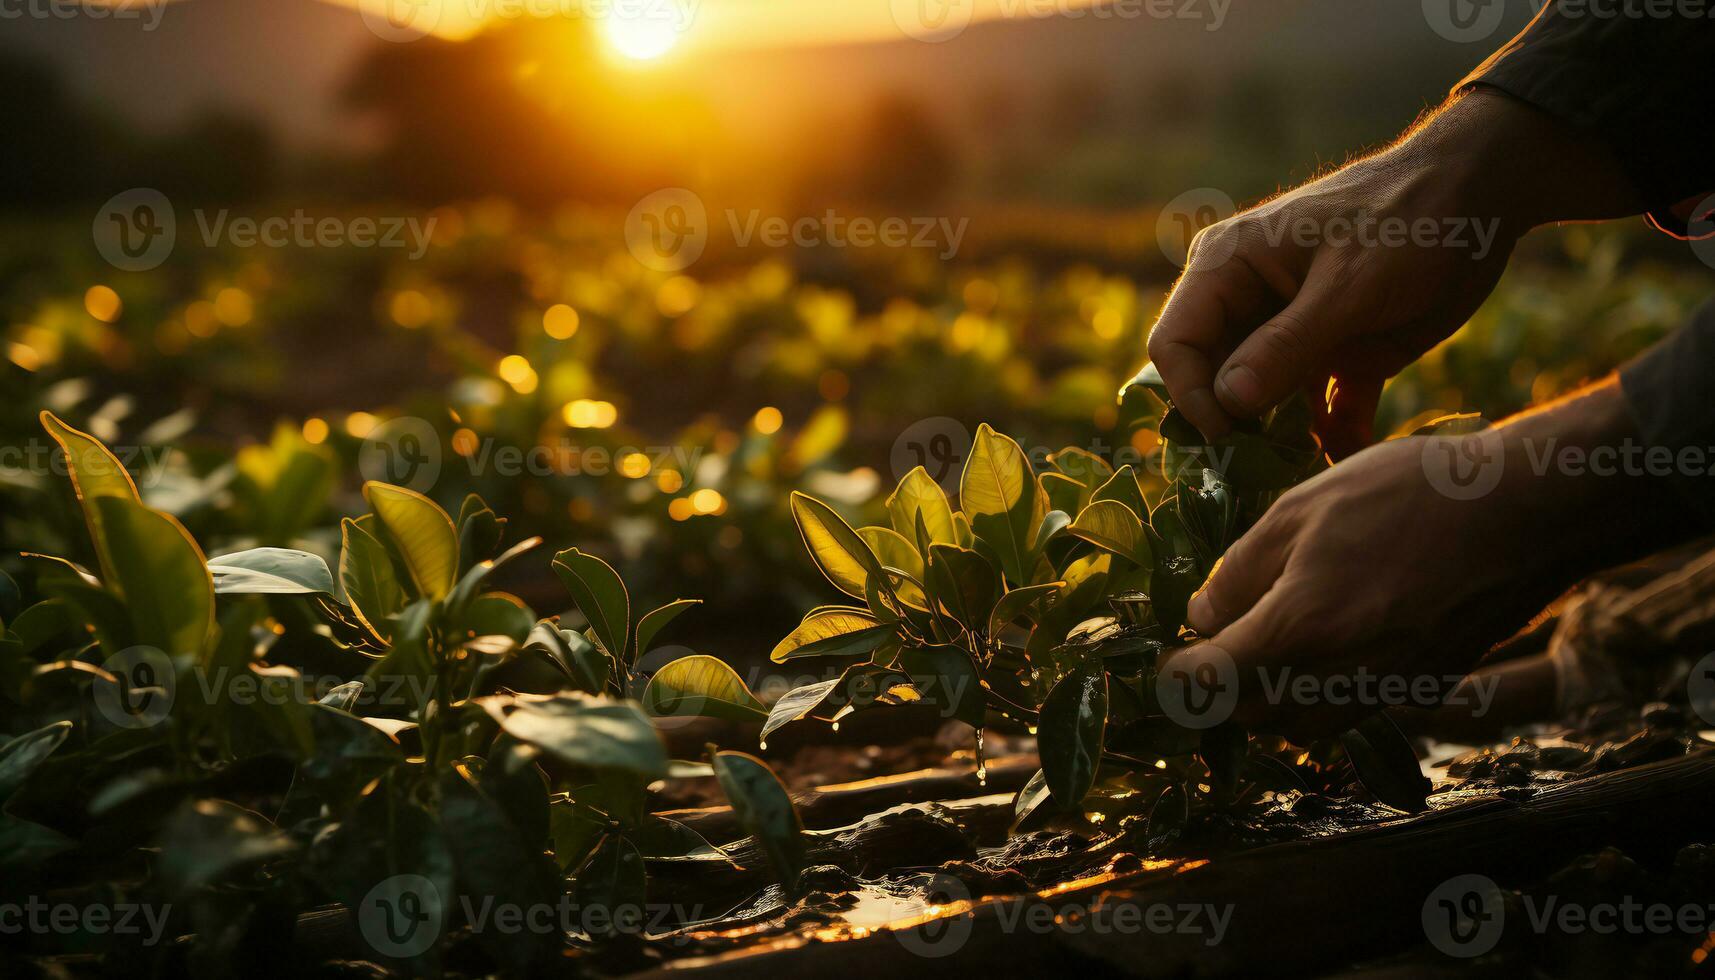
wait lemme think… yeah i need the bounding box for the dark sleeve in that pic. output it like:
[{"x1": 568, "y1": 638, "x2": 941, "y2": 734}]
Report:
[
  {"x1": 1455, "y1": 1, "x2": 1715, "y2": 235},
  {"x1": 1620, "y1": 299, "x2": 1715, "y2": 527}
]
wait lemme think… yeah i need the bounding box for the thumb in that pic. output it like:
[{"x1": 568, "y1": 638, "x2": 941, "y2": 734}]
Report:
[
  {"x1": 1186, "y1": 519, "x2": 1289, "y2": 636},
  {"x1": 1214, "y1": 291, "x2": 1342, "y2": 420}
]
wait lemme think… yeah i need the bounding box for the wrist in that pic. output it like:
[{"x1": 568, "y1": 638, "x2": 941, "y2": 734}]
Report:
[
  {"x1": 1397, "y1": 89, "x2": 1642, "y2": 234},
  {"x1": 1487, "y1": 380, "x2": 1678, "y2": 575}
]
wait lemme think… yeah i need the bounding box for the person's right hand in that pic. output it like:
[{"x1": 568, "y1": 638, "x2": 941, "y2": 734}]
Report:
[{"x1": 1146, "y1": 90, "x2": 1642, "y2": 457}]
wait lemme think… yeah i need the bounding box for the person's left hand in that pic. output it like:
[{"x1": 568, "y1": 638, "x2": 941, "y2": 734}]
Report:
[{"x1": 1163, "y1": 382, "x2": 1645, "y2": 739}]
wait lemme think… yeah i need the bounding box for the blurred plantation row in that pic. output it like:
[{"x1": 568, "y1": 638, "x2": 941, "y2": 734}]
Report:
[{"x1": 2, "y1": 205, "x2": 1709, "y2": 656}]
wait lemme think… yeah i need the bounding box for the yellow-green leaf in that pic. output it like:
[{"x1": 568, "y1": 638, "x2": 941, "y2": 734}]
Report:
[
  {"x1": 93, "y1": 497, "x2": 214, "y2": 659},
  {"x1": 636, "y1": 599, "x2": 700, "y2": 660},
  {"x1": 858, "y1": 526, "x2": 926, "y2": 609},
  {"x1": 1068, "y1": 500, "x2": 1153, "y2": 567},
  {"x1": 770, "y1": 608, "x2": 887, "y2": 663},
  {"x1": 790, "y1": 492, "x2": 885, "y2": 601},
  {"x1": 339, "y1": 516, "x2": 404, "y2": 642},
  {"x1": 551, "y1": 548, "x2": 631, "y2": 663},
  {"x1": 40, "y1": 411, "x2": 140, "y2": 583},
  {"x1": 642, "y1": 655, "x2": 766, "y2": 722},
  {"x1": 960, "y1": 424, "x2": 1038, "y2": 584},
  {"x1": 885, "y1": 467, "x2": 957, "y2": 547},
  {"x1": 363, "y1": 482, "x2": 457, "y2": 601}
]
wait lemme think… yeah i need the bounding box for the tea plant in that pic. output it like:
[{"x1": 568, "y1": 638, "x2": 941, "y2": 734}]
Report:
[
  {"x1": 0, "y1": 412, "x2": 804, "y2": 973},
  {"x1": 649, "y1": 365, "x2": 1431, "y2": 834}
]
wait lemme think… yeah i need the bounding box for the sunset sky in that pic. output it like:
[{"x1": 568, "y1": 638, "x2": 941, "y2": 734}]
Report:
[{"x1": 335, "y1": 0, "x2": 1115, "y2": 50}]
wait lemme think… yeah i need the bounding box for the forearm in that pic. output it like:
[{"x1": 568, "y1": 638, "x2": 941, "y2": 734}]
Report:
[
  {"x1": 1456, "y1": 1, "x2": 1715, "y2": 230},
  {"x1": 1387, "y1": 88, "x2": 1644, "y2": 236},
  {"x1": 1486, "y1": 378, "x2": 1689, "y2": 579}
]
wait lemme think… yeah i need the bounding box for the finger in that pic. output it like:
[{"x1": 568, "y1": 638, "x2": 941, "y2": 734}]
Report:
[
  {"x1": 1186, "y1": 518, "x2": 1291, "y2": 635},
  {"x1": 1213, "y1": 285, "x2": 1346, "y2": 420},
  {"x1": 1148, "y1": 254, "x2": 1275, "y2": 441}
]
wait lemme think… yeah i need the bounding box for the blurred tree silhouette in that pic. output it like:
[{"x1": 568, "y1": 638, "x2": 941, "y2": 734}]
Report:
[{"x1": 343, "y1": 17, "x2": 708, "y2": 204}]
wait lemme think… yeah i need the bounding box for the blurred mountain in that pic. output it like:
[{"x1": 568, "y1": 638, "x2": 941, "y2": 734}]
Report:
[{"x1": 0, "y1": 0, "x2": 1539, "y2": 205}]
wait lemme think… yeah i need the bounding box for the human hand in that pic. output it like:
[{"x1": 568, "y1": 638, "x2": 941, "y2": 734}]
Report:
[
  {"x1": 1163, "y1": 380, "x2": 1670, "y2": 739},
  {"x1": 1146, "y1": 90, "x2": 1642, "y2": 458}
]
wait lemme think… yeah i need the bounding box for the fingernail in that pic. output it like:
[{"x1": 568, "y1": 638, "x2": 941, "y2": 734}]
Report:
[
  {"x1": 1217, "y1": 364, "x2": 1263, "y2": 413},
  {"x1": 1187, "y1": 591, "x2": 1212, "y2": 632}
]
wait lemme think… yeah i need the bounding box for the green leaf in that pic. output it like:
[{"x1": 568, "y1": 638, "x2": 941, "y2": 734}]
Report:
[
  {"x1": 770, "y1": 608, "x2": 892, "y2": 663},
  {"x1": 1010, "y1": 768, "x2": 1056, "y2": 833},
  {"x1": 455, "y1": 493, "x2": 507, "y2": 574},
  {"x1": 1040, "y1": 472, "x2": 1087, "y2": 518},
  {"x1": 573, "y1": 835, "x2": 648, "y2": 938},
  {"x1": 1038, "y1": 659, "x2": 1107, "y2": 807},
  {"x1": 632, "y1": 815, "x2": 727, "y2": 862},
  {"x1": 859, "y1": 526, "x2": 927, "y2": 608},
  {"x1": 1051, "y1": 446, "x2": 1116, "y2": 492},
  {"x1": 1123, "y1": 362, "x2": 1170, "y2": 406},
  {"x1": 459, "y1": 593, "x2": 535, "y2": 648},
  {"x1": 552, "y1": 548, "x2": 631, "y2": 664},
  {"x1": 94, "y1": 496, "x2": 215, "y2": 658},
  {"x1": 340, "y1": 517, "x2": 405, "y2": 642},
  {"x1": 157, "y1": 800, "x2": 296, "y2": 892},
  {"x1": 1090, "y1": 465, "x2": 1148, "y2": 517},
  {"x1": 0, "y1": 568, "x2": 21, "y2": 624},
  {"x1": 710, "y1": 750, "x2": 806, "y2": 892},
  {"x1": 790, "y1": 492, "x2": 888, "y2": 601},
  {"x1": 886, "y1": 467, "x2": 958, "y2": 547},
  {"x1": 208, "y1": 547, "x2": 335, "y2": 595},
  {"x1": 481, "y1": 693, "x2": 669, "y2": 779},
  {"x1": 642, "y1": 655, "x2": 766, "y2": 722},
  {"x1": 925, "y1": 544, "x2": 1001, "y2": 634},
  {"x1": 549, "y1": 797, "x2": 609, "y2": 872},
  {"x1": 438, "y1": 772, "x2": 563, "y2": 972},
  {"x1": 525, "y1": 622, "x2": 609, "y2": 694},
  {"x1": 1341, "y1": 713, "x2": 1430, "y2": 814},
  {"x1": 960, "y1": 424, "x2": 1038, "y2": 585},
  {"x1": 760, "y1": 678, "x2": 842, "y2": 741},
  {"x1": 987, "y1": 582, "x2": 1063, "y2": 638},
  {"x1": 635, "y1": 599, "x2": 700, "y2": 660},
  {"x1": 897, "y1": 644, "x2": 985, "y2": 727},
  {"x1": 0, "y1": 721, "x2": 72, "y2": 805},
  {"x1": 366, "y1": 600, "x2": 436, "y2": 715},
  {"x1": 40, "y1": 410, "x2": 139, "y2": 584},
  {"x1": 1068, "y1": 500, "x2": 1153, "y2": 567},
  {"x1": 363, "y1": 482, "x2": 458, "y2": 601}
]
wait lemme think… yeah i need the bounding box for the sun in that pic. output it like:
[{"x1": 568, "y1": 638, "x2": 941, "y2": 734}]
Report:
[{"x1": 601, "y1": 12, "x2": 682, "y2": 63}]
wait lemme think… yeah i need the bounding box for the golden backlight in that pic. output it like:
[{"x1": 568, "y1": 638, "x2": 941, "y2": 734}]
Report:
[{"x1": 600, "y1": 11, "x2": 682, "y2": 62}]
